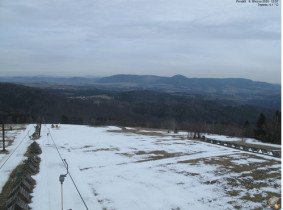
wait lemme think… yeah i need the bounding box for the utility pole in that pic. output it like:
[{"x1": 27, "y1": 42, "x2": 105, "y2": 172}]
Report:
[
  {"x1": 59, "y1": 159, "x2": 69, "y2": 210},
  {"x1": 2, "y1": 121, "x2": 5, "y2": 151}
]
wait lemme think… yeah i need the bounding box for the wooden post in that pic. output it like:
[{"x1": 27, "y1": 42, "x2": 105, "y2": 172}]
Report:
[
  {"x1": 39, "y1": 123, "x2": 41, "y2": 137},
  {"x1": 38, "y1": 117, "x2": 42, "y2": 137},
  {"x1": 2, "y1": 122, "x2": 5, "y2": 151}
]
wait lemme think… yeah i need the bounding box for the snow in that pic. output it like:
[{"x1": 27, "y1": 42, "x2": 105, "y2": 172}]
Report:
[
  {"x1": 0, "y1": 124, "x2": 33, "y2": 192},
  {"x1": 230, "y1": 158, "x2": 267, "y2": 165},
  {"x1": 1, "y1": 124, "x2": 281, "y2": 209}
]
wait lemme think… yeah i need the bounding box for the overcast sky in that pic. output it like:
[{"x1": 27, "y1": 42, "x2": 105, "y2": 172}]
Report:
[{"x1": 0, "y1": 0, "x2": 281, "y2": 83}]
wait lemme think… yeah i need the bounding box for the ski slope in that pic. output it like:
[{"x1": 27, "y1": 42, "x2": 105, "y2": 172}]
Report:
[{"x1": 1, "y1": 124, "x2": 281, "y2": 209}]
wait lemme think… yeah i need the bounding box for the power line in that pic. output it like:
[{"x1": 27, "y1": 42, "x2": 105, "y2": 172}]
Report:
[{"x1": 48, "y1": 128, "x2": 89, "y2": 210}]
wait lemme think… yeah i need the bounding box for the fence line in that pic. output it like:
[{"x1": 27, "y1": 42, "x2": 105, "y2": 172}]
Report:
[{"x1": 198, "y1": 137, "x2": 281, "y2": 158}]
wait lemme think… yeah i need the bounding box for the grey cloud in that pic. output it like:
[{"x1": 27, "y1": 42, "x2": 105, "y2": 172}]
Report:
[{"x1": 0, "y1": 0, "x2": 280, "y2": 83}]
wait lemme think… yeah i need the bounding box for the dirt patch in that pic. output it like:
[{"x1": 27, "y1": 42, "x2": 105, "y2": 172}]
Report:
[
  {"x1": 85, "y1": 147, "x2": 119, "y2": 152},
  {"x1": 0, "y1": 140, "x2": 13, "y2": 149},
  {"x1": 117, "y1": 152, "x2": 134, "y2": 157},
  {"x1": 0, "y1": 150, "x2": 9, "y2": 154},
  {"x1": 108, "y1": 127, "x2": 189, "y2": 139},
  {"x1": 81, "y1": 145, "x2": 93, "y2": 149},
  {"x1": 0, "y1": 125, "x2": 27, "y2": 150},
  {"x1": 108, "y1": 127, "x2": 167, "y2": 137},
  {"x1": 177, "y1": 153, "x2": 281, "y2": 209},
  {"x1": 227, "y1": 190, "x2": 241, "y2": 197},
  {"x1": 134, "y1": 150, "x2": 186, "y2": 162},
  {"x1": 80, "y1": 167, "x2": 92, "y2": 171}
]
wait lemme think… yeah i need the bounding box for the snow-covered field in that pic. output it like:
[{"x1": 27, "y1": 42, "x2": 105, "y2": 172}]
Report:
[{"x1": 0, "y1": 125, "x2": 281, "y2": 209}]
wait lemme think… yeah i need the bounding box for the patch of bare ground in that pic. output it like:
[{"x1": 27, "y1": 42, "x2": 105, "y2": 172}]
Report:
[
  {"x1": 6, "y1": 124, "x2": 26, "y2": 130},
  {"x1": 81, "y1": 145, "x2": 93, "y2": 149},
  {"x1": 108, "y1": 127, "x2": 167, "y2": 137},
  {"x1": 0, "y1": 124, "x2": 27, "y2": 151},
  {"x1": 133, "y1": 150, "x2": 189, "y2": 162},
  {"x1": 0, "y1": 124, "x2": 27, "y2": 135},
  {"x1": 85, "y1": 147, "x2": 119, "y2": 152},
  {"x1": 92, "y1": 189, "x2": 98, "y2": 196},
  {"x1": 177, "y1": 158, "x2": 205, "y2": 166},
  {"x1": 174, "y1": 170, "x2": 199, "y2": 177},
  {"x1": 117, "y1": 152, "x2": 134, "y2": 157},
  {"x1": 80, "y1": 167, "x2": 93, "y2": 171},
  {"x1": 108, "y1": 126, "x2": 189, "y2": 139},
  {"x1": 0, "y1": 149, "x2": 9, "y2": 154},
  {"x1": 178, "y1": 153, "x2": 281, "y2": 209},
  {"x1": 97, "y1": 198, "x2": 114, "y2": 210},
  {"x1": 0, "y1": 140, "x2": 13, "y2": 149}
]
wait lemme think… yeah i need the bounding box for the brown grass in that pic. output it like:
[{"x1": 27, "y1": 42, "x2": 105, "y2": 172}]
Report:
[
  {"x1": 228, "y1": 141, "x2": 281, "y2": 151},
  {"x1": 85, "y1": 148, "x2": 119, "y2": 152},
  {"x1": 134, "y1": 150, "x2": 187, "y2": 162},
  {"x1": 177, "y1": 153, "x2": 281, "y2": 208}
]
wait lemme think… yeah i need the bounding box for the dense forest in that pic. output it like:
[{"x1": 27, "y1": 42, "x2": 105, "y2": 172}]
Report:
[
  {"x1": 0, "y1": 75, "x2": 280, "y2": 110},
  {"x1": 0, "y1": 82, "x2": 281, "y2": 144}
]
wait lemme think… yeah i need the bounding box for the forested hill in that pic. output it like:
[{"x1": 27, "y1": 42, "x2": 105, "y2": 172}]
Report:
[
  {"x1": 97, "y1": 75, "x2": 281, "y2": 110},
  {"x1": 0, "y1": 75, "x2": 280, "y2": 109},
  {"x1": 97, "y1": 74, "x2": 279, "y2": 94},
  {"x1": 0, "y1": 82, "x2": 279, "y2": 141}
]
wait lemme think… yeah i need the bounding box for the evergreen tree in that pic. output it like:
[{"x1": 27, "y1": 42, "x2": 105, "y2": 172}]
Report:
[
  {"x1": 255, "y1": 113, "x2": 266, "y2": 139},
  {"x1": 61, "y1": 114, "x2": 69, "y2": 124},
  {"x1": 244, "y1": 120, "x2": 250, "y2": 128},
  {"x1": 265, "y1": 111, "x2": 281, "y2": 144},
  {"x1": 243, "y1": 120, "x2": 254, "y2": 138}
]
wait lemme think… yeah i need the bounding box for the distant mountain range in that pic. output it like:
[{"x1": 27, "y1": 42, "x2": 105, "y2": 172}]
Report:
[{"x1": 0, "y1": 74, "x2": 280, "y2": 109}]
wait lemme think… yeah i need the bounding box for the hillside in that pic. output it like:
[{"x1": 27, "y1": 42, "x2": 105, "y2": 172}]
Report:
[
  {"x1": 97, "y1": 75, "x2": 281, "y2": 109},
  {"x1": 0, "y1": 74, "x2": 280, "y2": 109},
  {"x1": 0, "y1": 82, "x2": 281, "y2": 144},
  {"x1": 0, "y1": 83, "x2": 276, "y2": 126},
  {"x1": 0, "y1": 83, "x2": 94, "y2": 123}
]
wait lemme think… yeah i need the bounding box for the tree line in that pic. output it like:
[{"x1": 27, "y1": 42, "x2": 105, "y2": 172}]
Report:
[{"x1": 0, "y1": 83, "x2": 280, "y2": 144}]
